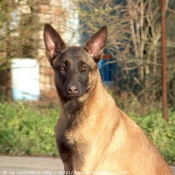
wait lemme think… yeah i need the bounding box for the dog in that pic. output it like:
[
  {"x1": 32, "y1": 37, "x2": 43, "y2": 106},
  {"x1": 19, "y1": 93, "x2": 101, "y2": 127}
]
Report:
[{"x1": 43, "y1": 24, "x2": 173, "y2": 175}]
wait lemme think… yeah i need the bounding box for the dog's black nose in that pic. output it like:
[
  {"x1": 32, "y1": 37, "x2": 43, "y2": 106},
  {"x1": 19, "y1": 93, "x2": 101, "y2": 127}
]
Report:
[{"x1": 67, "y1": 85, "x2": 78, "y2": 95}]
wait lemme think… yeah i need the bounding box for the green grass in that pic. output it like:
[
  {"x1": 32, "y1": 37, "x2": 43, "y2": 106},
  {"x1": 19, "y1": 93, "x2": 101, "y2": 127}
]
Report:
[
  {"x1": 129, "y1": 111, "x2": 175, "y2": 164},
  {"x1": 0, "y1": 101, "x2": 175, "y2": 164},
  {"x1": 0, "y1": 101, "x2": 59, "y2": 157}
]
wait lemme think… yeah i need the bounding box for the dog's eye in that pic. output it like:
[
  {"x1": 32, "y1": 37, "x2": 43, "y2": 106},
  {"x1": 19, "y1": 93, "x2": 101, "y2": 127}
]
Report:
[
  {"x1": 60, "y1": 65, "x2": 66, "y2": 71},
  {"x1": 80, "y1": 64, "x2": 88, "y2": 71}
]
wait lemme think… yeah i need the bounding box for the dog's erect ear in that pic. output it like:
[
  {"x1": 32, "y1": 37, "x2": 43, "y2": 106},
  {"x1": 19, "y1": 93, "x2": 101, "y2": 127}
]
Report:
[
  {"x1": 84, "y1": 26, "x2": 107, "y2": 63},
  {"x1": 43, "y1": 24, "x2": 67, "y2": 64}
]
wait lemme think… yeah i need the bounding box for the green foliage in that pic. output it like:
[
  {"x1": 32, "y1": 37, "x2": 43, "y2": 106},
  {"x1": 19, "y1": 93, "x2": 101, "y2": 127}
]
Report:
[
  {"x1": 0, "y1": 102, "x2": 174, "y2": 164},
  {"x1": 0, "y1": 102, "x2": 59, "y2": 156},
  {"x1": 129, "y1": 111, "x2": 175, "y2": 164}
]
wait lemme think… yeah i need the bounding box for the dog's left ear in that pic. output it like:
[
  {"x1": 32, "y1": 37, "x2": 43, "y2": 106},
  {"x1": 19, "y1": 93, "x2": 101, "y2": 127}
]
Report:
[{"x1": 84, "y1": 26, "x2": 107, "y2": 63}]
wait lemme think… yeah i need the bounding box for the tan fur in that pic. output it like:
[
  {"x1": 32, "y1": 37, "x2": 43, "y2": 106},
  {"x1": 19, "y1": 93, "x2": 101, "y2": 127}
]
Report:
[
  {"x1": 54, "y1": 70, "x2": 173, "y2": 175},
  {"x1": 43, "y1": 24, "x2": 173, "y2": 175}
]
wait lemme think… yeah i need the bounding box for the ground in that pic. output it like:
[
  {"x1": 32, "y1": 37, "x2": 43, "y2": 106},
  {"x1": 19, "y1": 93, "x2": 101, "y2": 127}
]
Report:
[{"x1": 0, "y1": 156, "x2": 174, "y2": 175}]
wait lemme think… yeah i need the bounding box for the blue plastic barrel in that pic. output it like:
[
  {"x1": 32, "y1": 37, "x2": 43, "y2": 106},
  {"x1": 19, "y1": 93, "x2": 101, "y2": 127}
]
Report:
[{"x1": 98, "y1": 59, "x2": 113, "y2": 81}]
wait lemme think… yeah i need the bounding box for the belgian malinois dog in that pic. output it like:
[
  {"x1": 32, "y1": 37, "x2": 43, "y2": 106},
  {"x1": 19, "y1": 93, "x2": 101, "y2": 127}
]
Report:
[{"x1": 43, "y1": 24, "x2": 173, "y2": 175}]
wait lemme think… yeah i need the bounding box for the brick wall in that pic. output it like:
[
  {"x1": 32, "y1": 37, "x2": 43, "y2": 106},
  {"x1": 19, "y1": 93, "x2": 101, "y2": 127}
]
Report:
[
  {"x1": 39, "y1": 57, "x2": 57, "y2": 99},
  {"x1": 0, "y1": 0, "x2": 79, "y2": 100},
  {"x1": 36, "y1": 0, "x2": 80, "y2": 100},
  {"x1": 36, "y1": 0, "x2": 69, "y2": 99}
]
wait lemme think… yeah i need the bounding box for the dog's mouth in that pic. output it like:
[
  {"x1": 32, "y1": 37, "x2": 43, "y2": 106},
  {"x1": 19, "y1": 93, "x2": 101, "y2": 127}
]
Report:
[
  {"x1": 66, "y1": 94, "x2": 81, "y2": 98},
  {"x1": 65, "y1": 91, "x2": 83, "y2": 98}
]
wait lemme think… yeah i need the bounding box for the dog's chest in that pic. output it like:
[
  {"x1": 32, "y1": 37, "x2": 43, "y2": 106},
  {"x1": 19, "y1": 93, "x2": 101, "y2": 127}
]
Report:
[{"x1": 58, "y1": 127, "x2": 88, "y2": 161}]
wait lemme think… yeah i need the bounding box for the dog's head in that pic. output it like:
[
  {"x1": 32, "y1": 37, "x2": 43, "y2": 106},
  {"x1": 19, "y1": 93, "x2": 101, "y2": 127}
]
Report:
[{"x1": 43, "y1": 24, "x2": 107, "y2": 101}]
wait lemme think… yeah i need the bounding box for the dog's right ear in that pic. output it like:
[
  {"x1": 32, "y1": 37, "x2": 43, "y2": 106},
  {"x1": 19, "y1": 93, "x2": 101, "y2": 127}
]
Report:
[
  {"x1": 84, "y1": 26, "x2": 107, "y2": 63},
  {"x1": 43, "y1": 24, "x2": 67, "y2": 64}
]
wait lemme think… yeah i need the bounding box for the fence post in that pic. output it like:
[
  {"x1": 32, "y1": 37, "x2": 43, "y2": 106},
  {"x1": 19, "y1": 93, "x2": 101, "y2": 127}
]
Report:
[{"x1": 161, "y1": 0, "x2": 168, "y2": 120}]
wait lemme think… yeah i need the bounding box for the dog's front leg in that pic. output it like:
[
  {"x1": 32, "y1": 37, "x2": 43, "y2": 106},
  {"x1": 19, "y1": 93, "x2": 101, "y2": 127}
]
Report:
[
  {"x1": 70, "y1": 149, "x2": 102, "y2": 175},
  {"x1": 64, "y1": 163, "x2": 73, "y2": 175}
]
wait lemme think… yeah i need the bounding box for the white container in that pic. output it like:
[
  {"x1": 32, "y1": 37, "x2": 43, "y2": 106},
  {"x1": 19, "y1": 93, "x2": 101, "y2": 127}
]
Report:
[{"x1": 11, "y1": 58, "x2": 40, "y2": 101}]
